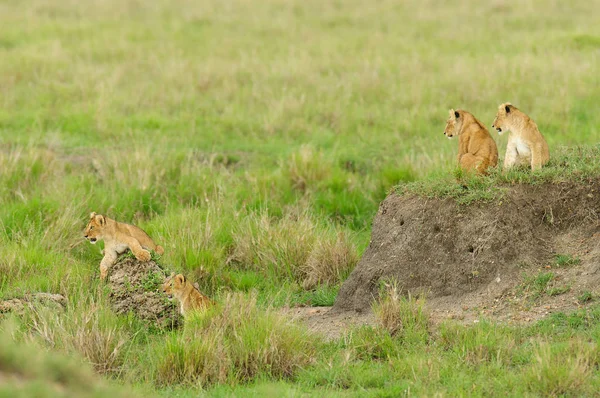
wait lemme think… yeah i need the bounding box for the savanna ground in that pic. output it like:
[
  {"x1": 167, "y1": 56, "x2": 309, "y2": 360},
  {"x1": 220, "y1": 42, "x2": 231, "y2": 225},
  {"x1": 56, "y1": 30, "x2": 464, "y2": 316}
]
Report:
[{"x1": 1, "y1": 0, "x2": 600, "y2": 396}]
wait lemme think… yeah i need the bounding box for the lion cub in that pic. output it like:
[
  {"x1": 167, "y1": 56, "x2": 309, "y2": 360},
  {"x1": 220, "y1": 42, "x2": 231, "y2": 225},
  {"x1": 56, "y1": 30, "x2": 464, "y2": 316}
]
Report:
[
  {"x1": 83, "y1": 212, "x2": 164, "y2": 280},
  {"x1": 162, "y1": 273, "x2": 212, "y2": 317},
  {"x1": 444, "y1": 109, "x2": 499, "y2": 175},
  {"x1": 492, "y1": 103, "x2": 550, "y2": 171}
]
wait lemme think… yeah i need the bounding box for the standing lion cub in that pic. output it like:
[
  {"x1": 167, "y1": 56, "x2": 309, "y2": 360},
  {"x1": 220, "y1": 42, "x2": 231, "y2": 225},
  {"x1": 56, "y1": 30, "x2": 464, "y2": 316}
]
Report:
[
  {"x1": 162, "y1": 273, "x2": 213, "y2": 317},
  {"x1": 83, "y1": 212, "x2": 164, "y2": 280},
  {"x1": 444, "y1": 109, "x2": 498, "y2": 175},
  {"x1": 492, "y1": 103, "x2": 550, "y2": 171}
]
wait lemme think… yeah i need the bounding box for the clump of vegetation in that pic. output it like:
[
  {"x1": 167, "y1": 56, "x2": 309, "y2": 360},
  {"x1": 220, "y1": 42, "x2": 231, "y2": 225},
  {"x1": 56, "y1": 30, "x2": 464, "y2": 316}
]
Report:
[
  {"x1": 553, "y1": 254, "x2": 581, "y2": 267},
  {"x1": 519, "y1": 272, "x2": 570, "y2": 301},
  {"x1": 523, "y1": 340, "x2": 598, "y2": 396},
  {"x1": 578, "y1": 291, "x2": 594, "y2": 304},
  {"x1": 438, "y1": 321, "x2": 520, "y2": 367},
  {"x1": 228, "y1": 210, "x2": 319, "y2": 281},
  {"x1": 0, "y1": 320, "x2": 139, "y2": 398},
  {"x1": 141, "y1": 271, "x2": 167, "y2": 292},
  {"x1": 302, "y1": 231, "x2": 359, "y2": 290},
  {"x1": 373, "y1": 281, "x2": 429, "y2": 344},
  {"x1": 285, "y1": 145, "x2": 334, "y2": 193},
  {"x1": 21, "y1": 295, "x2": 129, "y2": 376},
  {"x1": 150, "y1": 292, "x2": 317, "y2": 387},
  {"x1": 229, "y1": 211, "x2": 358, "y2": 289}
]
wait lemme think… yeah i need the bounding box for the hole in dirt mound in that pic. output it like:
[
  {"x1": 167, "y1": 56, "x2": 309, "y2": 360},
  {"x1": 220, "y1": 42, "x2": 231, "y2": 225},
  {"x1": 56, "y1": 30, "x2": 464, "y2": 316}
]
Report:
[
  {"x1": 107, "y1": 256, "x2": 182, "y2": 329},
  {"x1": 334, "y1": 179, "x2": 600, "y2": 314}
]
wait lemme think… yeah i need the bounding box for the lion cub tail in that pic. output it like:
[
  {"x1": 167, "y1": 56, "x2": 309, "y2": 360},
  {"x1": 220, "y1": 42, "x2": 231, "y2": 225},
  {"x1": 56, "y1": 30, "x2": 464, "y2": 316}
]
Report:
[{"x1": 155, "y1": 245, "x2": 165, "y2": 255}]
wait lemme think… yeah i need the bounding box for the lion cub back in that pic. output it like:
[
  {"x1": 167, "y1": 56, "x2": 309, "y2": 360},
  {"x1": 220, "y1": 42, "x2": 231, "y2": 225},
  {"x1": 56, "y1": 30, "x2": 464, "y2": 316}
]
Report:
[{"x1": 445, "y1": 109, "x2": 498, "y2": 174}]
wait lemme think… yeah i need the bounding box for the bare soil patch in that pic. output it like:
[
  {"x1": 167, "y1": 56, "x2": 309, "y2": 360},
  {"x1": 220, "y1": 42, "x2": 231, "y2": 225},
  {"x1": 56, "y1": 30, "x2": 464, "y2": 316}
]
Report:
[{"x1": 282, "y1": 306, "x2": 375, "y2": 340}]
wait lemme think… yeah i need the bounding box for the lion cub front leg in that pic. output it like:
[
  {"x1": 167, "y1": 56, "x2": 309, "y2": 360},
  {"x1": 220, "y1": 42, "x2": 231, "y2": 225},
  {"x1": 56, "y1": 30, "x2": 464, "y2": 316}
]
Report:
[
  {"x1": 503, "y1": 142, "x2": 518, "y2": 170},
  {"x1": 100, "y1": 250, "x2": 118, "y2": 280},
  {"x1": 124, "y1": 237, "x2": 151, "y2": 262}
]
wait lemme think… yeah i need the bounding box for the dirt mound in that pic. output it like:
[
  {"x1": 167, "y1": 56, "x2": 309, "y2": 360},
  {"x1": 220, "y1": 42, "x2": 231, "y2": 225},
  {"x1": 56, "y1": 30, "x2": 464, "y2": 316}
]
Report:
[
  {"x1": 0, "y1": 293, "x2": 67, "y2": 314},
  {"x1": 334, "y1": 180, "x2": 600, "y2": 321},
  {"x1": 107, "y1": 256, "x2": 182, "y2": 329}
]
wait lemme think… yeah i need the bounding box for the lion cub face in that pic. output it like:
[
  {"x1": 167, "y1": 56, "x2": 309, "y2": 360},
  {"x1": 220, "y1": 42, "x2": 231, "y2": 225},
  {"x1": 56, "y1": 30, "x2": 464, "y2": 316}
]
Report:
[
  {"x1": 492, "y1": 103, "x2": 513, "y2": 135},
  {"x1": 84, "y1": 212, "x2": 106, "y2": 244},
  {"x1": 162, "y1": 273, "x2": 185, "y2": 298},
  {"x1": 444, "y1": 109, "x2": 463, "y2": 139}
]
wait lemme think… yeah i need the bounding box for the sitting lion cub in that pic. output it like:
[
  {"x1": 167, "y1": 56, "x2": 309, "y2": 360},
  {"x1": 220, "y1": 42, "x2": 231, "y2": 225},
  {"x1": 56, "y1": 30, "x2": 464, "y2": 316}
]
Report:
[
  {"x1": 162, "y1": 273, "x2": 212, "y2": 317},
  {"x1": 444, "y1": 109, "x2": 498, "y2": 175},
  {"x1": 492, "y1": 103, "x2": 550, "y2": 171},
  {"x1": 83, "y1": 212, "x2": 164, "y2": 280}
]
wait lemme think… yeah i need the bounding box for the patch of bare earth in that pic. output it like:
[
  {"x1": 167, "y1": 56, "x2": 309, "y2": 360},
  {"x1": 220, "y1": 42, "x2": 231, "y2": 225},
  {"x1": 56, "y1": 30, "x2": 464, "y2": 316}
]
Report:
[
  {"x1": 327, "y1": 179, "x2": 600, "y2": 327},
  {"x1": 281, "y1": 306, "x2": 375, "y2": 340}
]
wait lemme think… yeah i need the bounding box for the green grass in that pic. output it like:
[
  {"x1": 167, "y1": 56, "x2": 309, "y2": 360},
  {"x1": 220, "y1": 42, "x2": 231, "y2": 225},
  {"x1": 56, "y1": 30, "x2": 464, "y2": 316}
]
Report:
[
  {"x1": 554, "y1": 253, "x2": 581, "y2": 267},
  {"x1": 397, "y1": 145, "x2": 600, "y2": 204},
  {"x1": 1, "y1": 0, "x2": 600, "y2": 396},
  {"x1": 519, "y1": 272, "x2": 571, "y2": 302}
]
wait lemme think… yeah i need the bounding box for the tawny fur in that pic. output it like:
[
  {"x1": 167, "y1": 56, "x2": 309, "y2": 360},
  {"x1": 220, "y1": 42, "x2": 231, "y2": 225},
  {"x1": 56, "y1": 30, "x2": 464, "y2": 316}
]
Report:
[
  {"x1": 444, "y1": 109, "x2": 499, "y2": 175},
  {"x1": 83, "y1": 212, "x2": 164, "y2": 280},
  {"x1": 162, "y1": 273, "x2": 213, "y2": 317},
  {"x1": 492, "y1": 103, "x2": 550, "y2": 171}
]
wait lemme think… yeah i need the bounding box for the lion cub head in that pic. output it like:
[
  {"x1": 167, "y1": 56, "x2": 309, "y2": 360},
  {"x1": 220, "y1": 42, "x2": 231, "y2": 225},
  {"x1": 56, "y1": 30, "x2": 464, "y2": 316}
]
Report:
[
  {"x1": 444, "y1": 109, "x2": 463, "y2": 139},
  {"x1": 162, "y1": 273, "x2": 186, "y2": 299},
  {"x1": 491, "y1": 103, "x2": 514, "y2": 135},
  {"x1": 84, "y1": 212, "x2": 106, "y2": 244}
]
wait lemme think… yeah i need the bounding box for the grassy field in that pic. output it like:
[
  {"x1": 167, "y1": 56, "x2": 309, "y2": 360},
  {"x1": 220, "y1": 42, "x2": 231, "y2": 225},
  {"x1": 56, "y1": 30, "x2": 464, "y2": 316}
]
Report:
[{"x1": 1, "y1": 0, "x2": 600, "y2": 396}]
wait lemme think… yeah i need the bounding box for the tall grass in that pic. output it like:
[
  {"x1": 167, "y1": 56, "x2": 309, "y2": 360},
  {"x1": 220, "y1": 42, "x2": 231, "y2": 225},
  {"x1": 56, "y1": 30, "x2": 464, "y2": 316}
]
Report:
[
  {"x1": 19, "y1": 291, "x2": 130, "y2": 376},
  {"x1": 0, "y1": 319, "x2": 140, "y2": 397},
  {"x1": 373, "y1": 282, "x2": 429, "y2": 344},
  {"x1": 147, "y1": 292, "x2": 316, "y2": 387}
]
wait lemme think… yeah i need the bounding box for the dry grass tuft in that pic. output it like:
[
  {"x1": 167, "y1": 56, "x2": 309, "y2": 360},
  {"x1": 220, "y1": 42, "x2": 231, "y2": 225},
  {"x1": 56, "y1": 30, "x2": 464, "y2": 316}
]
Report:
[
  {"x1": 373, "y1": 281, "x2": 429, "y2": 341},
  {"x1": 302, "y1": 231, "x2": 358, "y2": 290},
  {"x1": 524, "y1": 339, "x2": 598, "y2": 396},
  {"x1": 230, "y1": 211, "x2": 358, "y2": 288},
  {"x1": 229, "y1": 211, "x2": 317, "y2": 281},
  {"x1": 24, "y1": 298, "x2": 128, "y2": 375},
  {"x1": 285, "y1": 145, "x2": 333, "y2": 193},
  {"x1": 153, "y1": 292, "x2": 316, "y2": 387}
]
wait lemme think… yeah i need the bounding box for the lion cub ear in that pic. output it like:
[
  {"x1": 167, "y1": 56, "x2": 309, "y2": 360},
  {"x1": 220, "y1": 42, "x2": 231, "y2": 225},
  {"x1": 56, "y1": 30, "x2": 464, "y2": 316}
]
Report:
[
  {"x1": 95, "y1": 214, "x2": 106, "y2": 226},
  {"x1": 90, "y1": 212, "x2": 97, "y2": 219},
  {"x1": 504, "y1": 103, "x2": 513, "y2": 113},
  {"x1": 176, "y1": 274, "x2": 186, "y2": 284}
]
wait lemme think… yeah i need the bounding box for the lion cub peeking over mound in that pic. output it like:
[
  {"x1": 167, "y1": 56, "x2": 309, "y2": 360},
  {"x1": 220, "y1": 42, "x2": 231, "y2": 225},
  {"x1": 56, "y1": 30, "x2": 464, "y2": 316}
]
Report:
[
  {"x1": 162, "y1": 273, "x2": 212, "y2": 317},
  {"x1": 444, "y1": 109, "x2": 498, "y2": 175},
  {"x1": 492, "y1": 103, "x2": 549, "y2": 171},
  {"x1": 84, "y1": 212, "x2": 164, "y2": 280}
]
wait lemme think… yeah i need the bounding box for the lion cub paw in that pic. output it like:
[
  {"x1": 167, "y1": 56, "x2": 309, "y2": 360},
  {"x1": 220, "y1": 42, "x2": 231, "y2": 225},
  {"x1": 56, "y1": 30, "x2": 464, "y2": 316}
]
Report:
[{"x1": 135, "y1": 249, "x2": 152, "y2": 262}]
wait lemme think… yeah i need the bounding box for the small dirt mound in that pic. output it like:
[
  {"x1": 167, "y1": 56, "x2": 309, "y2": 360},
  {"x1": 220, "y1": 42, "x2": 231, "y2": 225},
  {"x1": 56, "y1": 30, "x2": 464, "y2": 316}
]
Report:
[
  {"x1": 334, "y1": 179, "x2": 600, "y2": 321},
  {"x1": 108, "y1": 256, "x2": 182, "y2": 329},
  {"x1": 0, "y1": 293, "x2": 67, "y2": 314}
]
